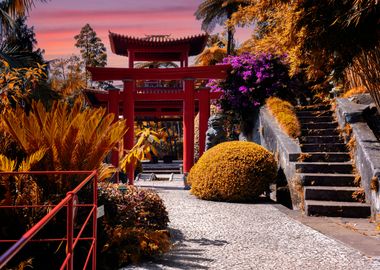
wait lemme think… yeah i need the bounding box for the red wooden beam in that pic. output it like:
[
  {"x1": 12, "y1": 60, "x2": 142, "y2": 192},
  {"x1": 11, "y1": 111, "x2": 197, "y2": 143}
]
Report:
[
  {"x1": 88, "y1": 89, "x2": 222, "y2": 103},
  {"x1": 136, "y1": 116, "x2": 183, "y2": 121},
  {"x1": 123, "y1": 81, "x2": 135, "y2": 184},
  {"x1": 108, "y1": 90, "x2": 120, "y2": 169},
  {"x1": 136, "y1": 111, "x2": 182, "y2": 117},
  {"x1": 87, "y1": 65, "x2": 230, "y2": 81},
  {"x1": 132, "y1": 45, "x2": 190, "y2": 53},
  {"x1": 134, "y1": 91, "x2": 184, "y2": 101},
  {"x1": 183, "y1": 80, "x2": 195, "y2": 173},
  {"x1": 134, "y1": 54, "x2": 183, "y2": 62}
]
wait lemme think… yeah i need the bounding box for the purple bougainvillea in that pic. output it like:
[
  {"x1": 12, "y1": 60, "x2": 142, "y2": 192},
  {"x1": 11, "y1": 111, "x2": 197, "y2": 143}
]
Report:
[{"x1": 208, "y1": 53, "x2": 291, "y2": 120}]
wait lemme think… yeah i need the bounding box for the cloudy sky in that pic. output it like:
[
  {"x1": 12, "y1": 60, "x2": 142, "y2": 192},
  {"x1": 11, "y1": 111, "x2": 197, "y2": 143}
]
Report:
[{"x1": 28, "y1": 0, "x2": 252, "y2": 66}]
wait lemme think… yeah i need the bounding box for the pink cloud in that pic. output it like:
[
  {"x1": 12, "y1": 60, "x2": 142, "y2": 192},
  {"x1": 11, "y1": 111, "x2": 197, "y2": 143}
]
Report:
[
  {"x1": 31, "y1": 8, "x2": 196, "y2": 21},
  {"x1": 28, "y1": 1, "x2": 252, "y2": 66}
]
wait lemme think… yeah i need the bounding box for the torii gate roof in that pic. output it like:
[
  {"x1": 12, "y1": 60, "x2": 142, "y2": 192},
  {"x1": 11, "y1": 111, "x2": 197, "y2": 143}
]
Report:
[{"x1": 109, "y1": 32, "x2": 208, "y2": 60}]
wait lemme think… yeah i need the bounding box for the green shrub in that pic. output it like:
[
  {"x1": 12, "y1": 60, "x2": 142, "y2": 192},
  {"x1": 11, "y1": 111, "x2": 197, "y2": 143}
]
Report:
[
  {"x1": 188, "y1": 141, "x2": 277, "y2": 202},
  {"x1": 97, "y1": 183, "x2": 170, "y2": 268}
]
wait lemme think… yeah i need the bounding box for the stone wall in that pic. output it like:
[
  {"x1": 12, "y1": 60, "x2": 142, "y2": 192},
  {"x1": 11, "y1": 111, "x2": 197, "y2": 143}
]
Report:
[
  {"x1": 335, "y1": 98, "x2": 380, "y2": 218},
  {"x1": 258, "y1": 107, "x2": 302, "y2": 209}
]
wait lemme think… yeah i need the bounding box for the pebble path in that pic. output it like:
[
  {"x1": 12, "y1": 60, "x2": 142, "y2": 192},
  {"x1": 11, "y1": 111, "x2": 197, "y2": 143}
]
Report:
[{"x1": 125, "y1": 181, "x2": 380, "y2": 270}]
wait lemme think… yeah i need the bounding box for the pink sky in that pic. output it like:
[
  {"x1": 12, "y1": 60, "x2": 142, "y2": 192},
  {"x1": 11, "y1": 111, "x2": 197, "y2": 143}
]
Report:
[{"x1": 28, "y1": 0, "x2": 252, "y2": 67}]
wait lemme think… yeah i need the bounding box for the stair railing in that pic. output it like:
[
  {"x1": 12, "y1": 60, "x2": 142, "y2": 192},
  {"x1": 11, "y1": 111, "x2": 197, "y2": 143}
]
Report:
[{"x1": 0, "y1": 170, "x2": 98, "y2": 270}]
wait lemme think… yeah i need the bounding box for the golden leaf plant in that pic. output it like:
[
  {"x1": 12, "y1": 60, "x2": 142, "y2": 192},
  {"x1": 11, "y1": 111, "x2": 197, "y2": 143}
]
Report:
[
  {"x1": 0, "y1": 148, "x2": 46, "y2": 206},
  {"x1": 1, "y1": 99, "x2": 127, "y2": 196},
  {"x1": 0, "y1": 149, "x2": 48, "y2": 236},
  {"x1": 0, "y1": 60, "x2": 46, "y2": 111},
  {"x1": 228, "y1": 0, "x2": 380, "y2": 97},
  {"x1": 119, "y1": 128, "x2": 161, "y2": 174},
  {"x1": 266, "y1": 97, "x2": 301, "y2": 138}
]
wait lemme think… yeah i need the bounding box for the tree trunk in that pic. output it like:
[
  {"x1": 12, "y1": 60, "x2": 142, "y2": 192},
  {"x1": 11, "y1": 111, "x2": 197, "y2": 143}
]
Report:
[
  {"x1": 227, "y1": 29, "x2": 233, "y2": 55},
  {"x1": 227, "y1": 9, "x2": 234, "y2": 55}
]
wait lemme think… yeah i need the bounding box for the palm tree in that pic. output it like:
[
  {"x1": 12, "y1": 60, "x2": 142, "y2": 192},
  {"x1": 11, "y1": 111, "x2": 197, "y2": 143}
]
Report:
[
  {"x1": 1, "y1": 0, "x2": 47, "y2": 16},
  {"x1": 194, "y1": 0, "x2": 250, "y2": 55},
  {"x1": 0, "y1": 0, "x2": 47, "y2": 65},
  {"x1": 1, "y1": 0, "x2": 47, "y2": 31},
  {"x1": 195, "y1": 35, "x2": 227, "y2": 66}
]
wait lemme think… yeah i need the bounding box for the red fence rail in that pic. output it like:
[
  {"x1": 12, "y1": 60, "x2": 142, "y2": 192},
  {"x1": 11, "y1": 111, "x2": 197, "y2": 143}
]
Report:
[{"x1": 0, "y1": 170, "x2": 98, "y2": 270}]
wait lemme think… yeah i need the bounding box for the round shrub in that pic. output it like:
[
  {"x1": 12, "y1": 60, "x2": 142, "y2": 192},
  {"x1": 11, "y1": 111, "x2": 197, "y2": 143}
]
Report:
[
  {"x1": 188, "y1": 141, "x2": 277, "y2": 202},
  {"x1": 98, "y1": 183, "x2": 169, "y2": 230},
  {"x1": 97, "y1": 183, "x2": 170, "y2": 268}
]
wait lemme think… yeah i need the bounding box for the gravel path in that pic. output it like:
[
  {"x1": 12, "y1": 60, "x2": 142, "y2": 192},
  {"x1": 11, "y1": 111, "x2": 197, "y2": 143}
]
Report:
[{"x1": 125, "y1": 181, "x2": 380, "y2": 270}]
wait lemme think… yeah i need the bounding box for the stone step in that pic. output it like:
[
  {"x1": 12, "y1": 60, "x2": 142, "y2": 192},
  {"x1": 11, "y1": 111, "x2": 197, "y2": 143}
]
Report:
[
  {"x1": 297, "y1": 104, "x2": 331, "y2": 111},
  {"x1": 143, "y1": 169, "x2": 181, "y2": 174},
  {"x1": 301, "y1": 122, "x2": 338, "y2": 129},
  {"x1": 155, "y1": 174, "x2": 182, "y2": 181},
  {"x1": 296, "y1": 162, "x2": 353, "y2": 174},
  {"x1": 305, "y1": 200, "x2": 371, "y2": 218},
  {"x1": 297, "y1": 152, "x2": 351, "y2": 162},
  {"x1": 300, "y1": 173, "x2": 356, "y2": 186},
  {"x1": 304, "y1": 186, "x2": 360, "y2": 202},
  {"x1": 301, "y1": 143, "x2": 348, "y2": 152},
  {"x1": 142, "y1": 165, "x2": 181, "y2": 170},
  {"x1": 299, "y1": 136, "x2": 343, "y2": 144},
  {"x1": 301, "y1": 128, "x2": 340, "y2": 136},
  {"x1": 298, "y1": 116, "x2": 335, "y2": 123},
  {"x1": 135, "y1": 173, "x2": 157, "y2": 181},
  {"x1": 296, "y1": 110, "x2": 333, "y2": 117},
  {"x1": 143, "y1": 167, "x2": 181, "y2": 171}
]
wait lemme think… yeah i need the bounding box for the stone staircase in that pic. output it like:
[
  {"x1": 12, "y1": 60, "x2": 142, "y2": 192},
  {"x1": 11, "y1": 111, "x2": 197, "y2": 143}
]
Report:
[
  {"x1": 138, "y1": 160, "x2": 183, "y2": 181},
  {"x1": 296, "y1": 104, "x2": 371, "y2": 218}
]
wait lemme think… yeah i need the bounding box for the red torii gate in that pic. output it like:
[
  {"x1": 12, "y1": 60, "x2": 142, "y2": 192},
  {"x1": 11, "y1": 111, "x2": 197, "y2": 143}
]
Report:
[{"x1": 87, "y1": 33, "x2": 229, "y2": 184}]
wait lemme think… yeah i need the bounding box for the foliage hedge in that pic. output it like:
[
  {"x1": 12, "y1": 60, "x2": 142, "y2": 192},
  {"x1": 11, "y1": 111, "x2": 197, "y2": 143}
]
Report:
[
  {"x1": 188, "y1": 141, "x2": 277, "y2": 202},
  {"x1": 266, "y1": 97, "x2": 301, "y2": 138},
  {"x1": 97, "y1": 183, "x2": 170, "y2": 269},
  {"x1": 342, "y1": 86, "x2": 367, "y2": 98}
]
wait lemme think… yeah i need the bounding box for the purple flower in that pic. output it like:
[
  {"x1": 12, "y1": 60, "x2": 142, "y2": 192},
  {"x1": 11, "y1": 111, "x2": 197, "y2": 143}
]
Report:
[
  {"x1": 239, "y1": 86, "x2": 249, "y2": 94},
  {"x1": 206, "y1": 52, "x2": 291, "y2": 118},
  {"x1": 242, "y1": 70, "x2": 252, "y2": 80},
  {"x1": 253, "y1": 100, "x2": 260, "y2": 107}
]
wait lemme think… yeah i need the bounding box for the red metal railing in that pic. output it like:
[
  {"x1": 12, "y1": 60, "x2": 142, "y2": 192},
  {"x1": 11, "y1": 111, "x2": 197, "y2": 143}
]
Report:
[{"x1": 0, "y1": 170, "x2": 98, "y2": 270}]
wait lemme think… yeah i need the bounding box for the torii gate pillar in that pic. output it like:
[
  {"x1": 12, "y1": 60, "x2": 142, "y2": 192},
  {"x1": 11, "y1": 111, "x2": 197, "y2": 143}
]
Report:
[
  {"x1": 123, "y1": 80, "x2": 135, "y2": 184},
  {"x1": 108, "y1": 89, "x2": 120, "y2": 168},
  {"x1": 183, "y1": 79, "x2": 195, "y2": 173}
]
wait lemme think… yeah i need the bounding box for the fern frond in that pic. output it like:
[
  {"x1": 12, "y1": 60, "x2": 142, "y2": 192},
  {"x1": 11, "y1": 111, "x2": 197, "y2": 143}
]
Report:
[
  {"x1": 0, "y1": 154, "x2": 17, "y2": 172},
  {"x1": 98, "y1": 163, "x2": 117, "y2": 182},
  {"x1": 18, "y1": 148, "x2": 46, "y2": 172}
]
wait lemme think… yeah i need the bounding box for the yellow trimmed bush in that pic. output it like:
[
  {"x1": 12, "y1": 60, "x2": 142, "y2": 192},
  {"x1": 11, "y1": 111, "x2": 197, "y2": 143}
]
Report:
[
  {"x1": 266, "y1": 97, "x2": 301, "y2": 138},
  {"x1": 342, "y1": 86, "x2": 367, "y2": 98},
  {"x1": 188, "y1": 141, "x2": 277, "y2": 202}
]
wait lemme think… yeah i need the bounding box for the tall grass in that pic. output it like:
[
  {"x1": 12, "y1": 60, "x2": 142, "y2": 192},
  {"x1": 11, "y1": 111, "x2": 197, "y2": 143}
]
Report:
[{"x1": 346, "y1": 45, "x2": 380, "y2": 112}]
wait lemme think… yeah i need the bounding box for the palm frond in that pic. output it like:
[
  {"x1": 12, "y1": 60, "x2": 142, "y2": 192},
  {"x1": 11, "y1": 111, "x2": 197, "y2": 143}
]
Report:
[
  {"x1": 2, "y1": 99, "x2": 127, "y2": 180},
  {"x1": 0, "y1": 154, "x2": 16, "y2": 171},
  {"x1": 0, "y1": 0, "x2": 47, "y2": 17},
  {"x1": 98, "y1": 162, "x2": 116, "y2": 182},
  {"x1": 18, "y1": 148, "x2": 46, "y2": 171}
]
